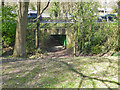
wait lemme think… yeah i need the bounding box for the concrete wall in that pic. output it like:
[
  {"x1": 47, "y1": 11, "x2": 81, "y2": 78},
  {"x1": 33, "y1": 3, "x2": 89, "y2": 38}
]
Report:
[
  {"x1": 47, "y1": 28, "x2": 73, "y2": 48},
  {"x1": 66, "y1": 28, "x2": 73, "y2": 48}
]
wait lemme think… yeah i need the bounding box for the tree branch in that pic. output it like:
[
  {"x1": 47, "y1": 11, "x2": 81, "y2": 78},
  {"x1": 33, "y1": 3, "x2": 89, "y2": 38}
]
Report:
[{"x1": 32, "y1": 0, "x2": 50, "y2": 22}]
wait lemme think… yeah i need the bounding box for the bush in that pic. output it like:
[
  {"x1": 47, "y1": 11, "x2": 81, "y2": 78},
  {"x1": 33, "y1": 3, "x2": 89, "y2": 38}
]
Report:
[
  {"x1": 26, "y1": 23, "x2": 50, "y2": 54},
  {"x1": 26, "y1": 23, "x2": 36, "y2": 54},
  {"x1": 2, "y1": 5, "x2": 17, "y2": 47},
  {"x1": 91, "y1": 45, "x2": 102, "y2": 54}
]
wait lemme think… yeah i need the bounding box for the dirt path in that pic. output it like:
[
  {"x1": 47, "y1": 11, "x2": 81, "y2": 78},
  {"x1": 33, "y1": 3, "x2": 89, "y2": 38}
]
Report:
[{"x1": 42, "y1": 48, "x2": 73, "y2": 59}]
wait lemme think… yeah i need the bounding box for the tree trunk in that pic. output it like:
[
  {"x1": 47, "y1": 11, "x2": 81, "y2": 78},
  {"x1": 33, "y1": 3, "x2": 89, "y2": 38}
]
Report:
[
  {"x1": 73, "y1": 26, "x2": 76, "y2": 57},
  {"x1": 35, "y1": 1, "x2": 41, "y2": 48},
  {"x1": 13, "y1": 1, "x2": 29, "y2": 57}
]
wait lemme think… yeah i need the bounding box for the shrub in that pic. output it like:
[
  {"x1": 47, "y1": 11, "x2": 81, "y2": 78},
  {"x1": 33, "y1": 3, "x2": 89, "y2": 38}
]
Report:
[{"x1": 2, "y1": 5, "x2": 17, "y2": 47}]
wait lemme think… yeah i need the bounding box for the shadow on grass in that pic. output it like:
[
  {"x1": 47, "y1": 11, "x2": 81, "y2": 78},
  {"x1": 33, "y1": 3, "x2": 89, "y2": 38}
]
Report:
[
  {"x1": 2, "y1": 58, "x2": 43, "y2": 64},
  {"x1": 2, "y1": 59, "x2": 64, "y2": 88},
  {"x1": 2, "y1": 57, "x2": 119, "y2": 88},
  {"x1": 47, "y1": 58, "x2": 119, "y2": 88},
  {"x1": 58, "y1": 60, "x2": 119, "y2": 88}
]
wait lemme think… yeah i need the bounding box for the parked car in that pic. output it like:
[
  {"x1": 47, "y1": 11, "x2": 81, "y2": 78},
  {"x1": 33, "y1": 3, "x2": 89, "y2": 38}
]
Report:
[
  {"x1": 28, "y1": 13, "x2": 37, "y2": 19},
  {"x1": 28, "y1": 13, "x2": 42, "y2": 22},
  {"x1": 97, "y1": 14, "x2": 117, "y2": 22}
]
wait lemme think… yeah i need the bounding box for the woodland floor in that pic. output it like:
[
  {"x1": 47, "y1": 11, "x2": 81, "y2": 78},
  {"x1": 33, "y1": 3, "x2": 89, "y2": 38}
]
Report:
[{"x1": 2, "y1": 48, "x2": 119, "y2": 88}]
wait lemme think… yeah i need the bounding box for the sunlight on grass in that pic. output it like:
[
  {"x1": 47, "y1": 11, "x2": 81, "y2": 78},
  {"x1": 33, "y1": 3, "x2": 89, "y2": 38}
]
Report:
[{"x1": 2, "y1": 56, "x2": 119, "y2": 88}]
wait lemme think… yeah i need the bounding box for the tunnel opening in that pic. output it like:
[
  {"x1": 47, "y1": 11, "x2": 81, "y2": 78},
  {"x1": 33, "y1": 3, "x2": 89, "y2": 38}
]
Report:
[{"x1": 46, "y1": 35, "x2": 66, "y2": 52}]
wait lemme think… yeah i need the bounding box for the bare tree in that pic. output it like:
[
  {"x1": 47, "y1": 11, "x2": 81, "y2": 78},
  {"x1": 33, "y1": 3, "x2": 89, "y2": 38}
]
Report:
[
  {"x1": 35, "y1": 0, "x2": 41, "y2": 48},
  {"x1": 13, "y1": 1, "x2": 29, "y2": 57},
  {"x1": 34, "y1": 0, "x2": 50, "y2": 48},
  {"x1": 32, "y1": 0, "x2": 50, "y2": 22}
]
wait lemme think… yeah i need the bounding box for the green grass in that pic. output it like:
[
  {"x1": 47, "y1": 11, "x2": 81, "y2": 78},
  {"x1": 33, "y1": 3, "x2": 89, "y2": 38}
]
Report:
[{"x1": 2, "y1": 56, "x2": 119, "y2": 88}]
